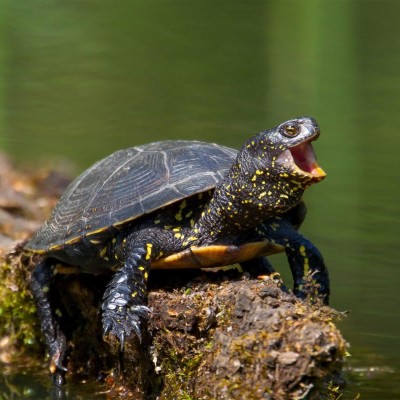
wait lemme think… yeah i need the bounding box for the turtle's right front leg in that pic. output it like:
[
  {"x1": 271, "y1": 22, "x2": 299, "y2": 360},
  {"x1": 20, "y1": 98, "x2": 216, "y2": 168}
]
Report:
[
  {"x1": 101, "y1": 230, "x2": 179, "y2": 397},
  {"x1": 30, "y1": 260, "x2": 68, "y2": 386},
  {"x1": 101, "y1": 230, "x2": 170, "y2": 348},
  {"x1": 101, "y1": 250, "x2": 151, "y2": 348}
]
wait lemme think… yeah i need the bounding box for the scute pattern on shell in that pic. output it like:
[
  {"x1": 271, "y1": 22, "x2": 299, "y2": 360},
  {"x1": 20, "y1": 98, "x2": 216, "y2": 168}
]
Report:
[{"x1": 26, "y1": 141, "x2": 237, "y2": 251}]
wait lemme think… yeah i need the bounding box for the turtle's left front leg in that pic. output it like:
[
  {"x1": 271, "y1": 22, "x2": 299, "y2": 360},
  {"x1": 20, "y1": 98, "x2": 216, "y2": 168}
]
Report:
[
  {"x1": 260, "y1": 217, "x2": 330, "y2": 304},
  {"x1": 101, "y1": 229, "x2": 171, "y2": 347}
]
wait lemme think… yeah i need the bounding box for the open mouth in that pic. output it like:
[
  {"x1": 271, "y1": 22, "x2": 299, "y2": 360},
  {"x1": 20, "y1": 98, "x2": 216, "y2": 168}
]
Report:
[{"x1": 276, "y1": 140, "x2": 327, "y2": 180}]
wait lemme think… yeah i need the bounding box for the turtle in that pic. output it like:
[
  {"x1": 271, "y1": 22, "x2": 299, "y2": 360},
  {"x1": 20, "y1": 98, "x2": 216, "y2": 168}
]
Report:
[{"x1": 26, "y1": 116, "x2": 329, "y2": 386}]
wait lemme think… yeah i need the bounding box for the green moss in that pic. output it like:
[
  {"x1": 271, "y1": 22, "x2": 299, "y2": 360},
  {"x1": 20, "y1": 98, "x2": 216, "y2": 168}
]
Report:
[
  {"x1": 0, "y1": 256, "x2": 41, "y2": 356},
  {"x1": 156, "y1": 336, "x2": 205, "y2": 400}
]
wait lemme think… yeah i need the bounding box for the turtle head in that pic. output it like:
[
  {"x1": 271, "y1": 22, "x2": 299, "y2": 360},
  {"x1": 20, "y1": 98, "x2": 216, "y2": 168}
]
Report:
[
  {"x1": 196, "y1": 117, "x2": 327, "y2": 234},
  {"x1": 247, "y1": 116, "x2": 326, "y2": 187}
]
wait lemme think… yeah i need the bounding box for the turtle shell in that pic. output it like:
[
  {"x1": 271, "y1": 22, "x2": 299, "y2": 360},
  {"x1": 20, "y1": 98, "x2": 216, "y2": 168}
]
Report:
[{"x1": 26, "y1": 141, "x2": 238, "y2": 252}]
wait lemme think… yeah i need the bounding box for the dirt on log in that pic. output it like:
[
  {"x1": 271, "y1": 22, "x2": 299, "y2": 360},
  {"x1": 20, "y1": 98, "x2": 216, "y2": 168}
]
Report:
[{"x1": 0, "y1": 153, "x2": 347, "y2": 399}]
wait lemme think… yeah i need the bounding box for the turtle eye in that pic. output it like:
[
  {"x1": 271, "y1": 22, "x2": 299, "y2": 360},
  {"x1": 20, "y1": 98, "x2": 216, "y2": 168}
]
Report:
[{"x1": 280, "y1": 123, "x2": 301, "y2": 138}]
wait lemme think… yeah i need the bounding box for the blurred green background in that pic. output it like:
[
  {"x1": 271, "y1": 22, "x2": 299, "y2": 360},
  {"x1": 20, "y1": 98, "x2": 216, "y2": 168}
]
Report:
[{"x1": 1, "y1": 0, "x2": 400, "y2": 398}]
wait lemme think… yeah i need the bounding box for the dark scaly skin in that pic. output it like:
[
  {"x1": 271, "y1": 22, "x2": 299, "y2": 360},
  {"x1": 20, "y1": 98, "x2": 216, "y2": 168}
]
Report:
[{"x1": 29, "y1": 117, "x2": 329, "y2": 385}]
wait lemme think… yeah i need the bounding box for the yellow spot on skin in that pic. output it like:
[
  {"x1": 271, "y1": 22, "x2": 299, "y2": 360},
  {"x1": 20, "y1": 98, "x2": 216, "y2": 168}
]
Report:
[
  {"x1": 175, "y1": 233, "x2": 182, "y2": 239},
  {"x1": 144, "y1": 272, "x2": 149, "y2": 280},
  {"x1": 180, "y1": 199, "x2": 187, "y2": 209},
  {"x1": 154, "y1": 219, "x2": 161, "y2": 224},
  {"x1": 299, "y1": 245, "x2": 306, "y2": 257},
  {"x1": 146, "y1": 245, "x2": 152, "y2": 260},
  {"x1": 138, "y1": 266, "x2": 145, "y2": 271},
  {"x1": 258, "y1": 192, "x2": 267, "y2": 199},
  {"x1": 304, "y1": 257, "x2": 309, "y2": 274},
  {"x1": 132, "y1": 292, "x2": 137, "y2": 297},
  {"x1": 100, "y1": 246, "x2": 107, "y2": 257},
  {"x1": 53, "y1": 264, "x2": 62, "y2": 275},
  {"x1": 175, "y1": 211, "x2": 183, "y2": 221},
  {"x1": 269, "y1": 223, "x2": 279, "y2": 231},
  {"x1": 256, "y1": 170, "x2": 263, "y2": 175}
]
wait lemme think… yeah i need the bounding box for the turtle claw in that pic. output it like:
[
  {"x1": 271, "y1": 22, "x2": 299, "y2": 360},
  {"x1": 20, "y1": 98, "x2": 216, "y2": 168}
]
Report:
[
  {"x1": 119, "y1": 331, "x2": 125, "y2": 351},
  {"x1": 102, "y1": 305, "x2": 151, "y2": 350},
  {"x1": 49, "y1": 360, "x2": 67, "y2": 374},
  {"x1": 103, "y1": 320, "x2": 112, "y2": 337},
  {"x1": 49, "y1": 349, "x2": 68, "y2": 387}
]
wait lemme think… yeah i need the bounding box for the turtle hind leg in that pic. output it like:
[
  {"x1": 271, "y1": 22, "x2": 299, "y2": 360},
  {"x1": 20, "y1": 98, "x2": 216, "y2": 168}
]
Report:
[{"x1": 30, "y1": 260, "x2": 68, "y2": 386}]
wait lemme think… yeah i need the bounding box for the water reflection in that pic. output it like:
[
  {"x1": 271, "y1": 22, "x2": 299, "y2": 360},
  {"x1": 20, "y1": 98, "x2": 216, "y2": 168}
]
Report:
[{"x1": 0, "y1": 367, "x2": 107, "y2": 399}]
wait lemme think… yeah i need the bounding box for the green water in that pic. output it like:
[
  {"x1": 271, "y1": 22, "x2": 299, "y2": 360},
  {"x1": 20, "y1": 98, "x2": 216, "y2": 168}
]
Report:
[{"x1": 1, "y1": 1, "x2": 400, "y2": 398}]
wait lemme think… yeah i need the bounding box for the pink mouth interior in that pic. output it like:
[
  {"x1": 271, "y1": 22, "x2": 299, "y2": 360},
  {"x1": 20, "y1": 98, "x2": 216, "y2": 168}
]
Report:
[
  {"x1": 289, "y1": 142, "x2": 318, "y2": 174},
  {"x1": 276, "y1": 141, "x2": 326, "y2": 179}
]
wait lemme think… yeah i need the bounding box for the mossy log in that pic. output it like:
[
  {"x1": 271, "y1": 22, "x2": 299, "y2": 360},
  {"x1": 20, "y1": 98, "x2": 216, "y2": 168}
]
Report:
[{"x1": 0, "y1": 153, "x2": 347, "y2": 399}]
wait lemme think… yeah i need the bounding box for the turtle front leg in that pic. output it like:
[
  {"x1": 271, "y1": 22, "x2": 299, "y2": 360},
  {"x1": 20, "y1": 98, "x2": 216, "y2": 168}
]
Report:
[
  {"x1": 285, "y1": 238, "x2": 330, "y2": 304},
  {"x1": 30, "y1": 260, "x2": 68, "y2": 386},
  {"x1": 102, "y1": 251, "x2": 151, "y2": 348},
  {"x1": 260, "y1": 217, "x2": 330, "y2": 304},
  {"x1": 101, "y1": 230, "x2": 169, "y2": 348}
]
